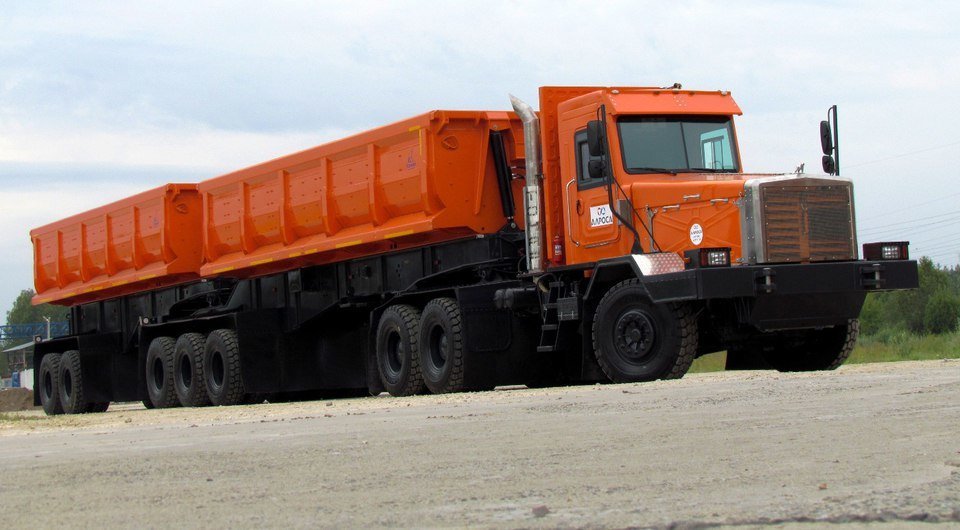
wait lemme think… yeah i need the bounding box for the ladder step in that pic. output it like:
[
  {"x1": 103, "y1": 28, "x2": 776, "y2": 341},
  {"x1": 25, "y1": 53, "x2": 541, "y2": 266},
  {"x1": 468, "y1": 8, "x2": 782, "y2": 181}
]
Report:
[
  {"x1": 543, "y1": 303, "x2": 558, "y2": 309},
  {"x1": 541, "y1": 324, "x2": 558, "y2": 331},
  {"x1": 536, "y1": 346, "x2": 556, "y2": 353}
]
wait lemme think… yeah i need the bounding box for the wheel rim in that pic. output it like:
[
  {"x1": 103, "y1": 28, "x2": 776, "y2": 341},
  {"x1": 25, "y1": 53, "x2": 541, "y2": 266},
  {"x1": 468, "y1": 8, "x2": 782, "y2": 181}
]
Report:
[
  {"x1": 385, "y1": 328, "x2": 404, "y2": 376},
  {"x1": 152, "y1": 357, "x2": 164, "y2": 391},
  {"x1": 179, "y1": 354, "x2": 192, "y2": 388},
  {"x1": 211, "y1": 351, "x2": 225, "y2": 388},
  {"x1": 428, "y1": 325, "x2": 448, "y2": 370},
  {"x1": 613, "y1": 309, "x2": 657, "y2": 363}
]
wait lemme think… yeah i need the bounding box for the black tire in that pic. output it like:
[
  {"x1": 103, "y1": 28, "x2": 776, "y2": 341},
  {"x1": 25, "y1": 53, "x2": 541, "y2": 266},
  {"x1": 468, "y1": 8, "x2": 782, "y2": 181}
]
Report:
[
  {"x1": 418, "y1": 297, "x2": 465, "y2": 394},
  {"x1": 174, "y1": 333, "x2": 211, "y2": 407},
  {"x1": 376, "y1": 304, "x2": 425, "y2": 396},
  {"x1": 204, "y1": 329, "x2": 245, "y2": 406},
  {"x1": 142, "y1": 399, "x2": 155, "y2": 410},
  {"x1": 58, "y1": 350, "x2": 88, "y2": 414},
  {"x1": 38, "y1": 353, "x2": 64, "y2": 416},
  {"x1": 762, "y1": 319, "x2": 859, "y2": 372},
  {"x1": 591, "y1": 279, "x2": 697, "y2": 383},
  {"x1": 145, "y1": 336, "x2": 180, "y2": 408}
]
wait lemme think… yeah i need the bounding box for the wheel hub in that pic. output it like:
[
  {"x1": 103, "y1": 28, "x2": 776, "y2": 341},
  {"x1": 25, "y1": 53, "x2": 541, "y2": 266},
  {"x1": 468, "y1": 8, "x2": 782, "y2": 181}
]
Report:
[{"x1": 614, "y1": 309, "x2": 656, "y2": 362}]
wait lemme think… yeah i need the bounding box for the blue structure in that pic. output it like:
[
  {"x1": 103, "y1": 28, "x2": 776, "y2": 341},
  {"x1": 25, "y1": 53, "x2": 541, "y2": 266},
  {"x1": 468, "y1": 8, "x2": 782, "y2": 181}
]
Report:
[{"x1": 0, "y1": 322, "x2": 68, "y2": 341}]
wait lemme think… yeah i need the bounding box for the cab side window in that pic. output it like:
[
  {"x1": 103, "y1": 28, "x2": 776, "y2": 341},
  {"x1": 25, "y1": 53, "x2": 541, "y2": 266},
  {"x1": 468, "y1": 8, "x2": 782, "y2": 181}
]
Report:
[{"x1": 575, "y1": 130, "x2": 604, "y2": 188}]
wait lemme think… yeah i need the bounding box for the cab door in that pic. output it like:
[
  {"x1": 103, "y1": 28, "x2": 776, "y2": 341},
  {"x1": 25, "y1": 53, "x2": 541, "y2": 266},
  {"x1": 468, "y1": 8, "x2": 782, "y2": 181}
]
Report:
[{"x1": 560, "y1": 129, "x2": 623, "y2": 265}]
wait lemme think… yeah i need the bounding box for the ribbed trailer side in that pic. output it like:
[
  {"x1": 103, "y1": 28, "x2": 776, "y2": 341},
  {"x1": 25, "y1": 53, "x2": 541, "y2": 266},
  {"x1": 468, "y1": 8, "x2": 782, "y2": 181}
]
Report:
[
  {"x1": 198, "y1": 110, "x2": 524, "y2": 278},
  {"x1": 31, "y1": 184, "x2": 203, "y2": 306}
]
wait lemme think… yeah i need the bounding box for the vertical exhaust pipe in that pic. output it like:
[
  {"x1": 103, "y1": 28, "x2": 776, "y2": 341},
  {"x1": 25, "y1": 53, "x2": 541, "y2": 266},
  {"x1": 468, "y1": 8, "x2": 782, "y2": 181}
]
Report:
[{"x1": 509, "y1": 94, "x2": 543, "y2": 273}]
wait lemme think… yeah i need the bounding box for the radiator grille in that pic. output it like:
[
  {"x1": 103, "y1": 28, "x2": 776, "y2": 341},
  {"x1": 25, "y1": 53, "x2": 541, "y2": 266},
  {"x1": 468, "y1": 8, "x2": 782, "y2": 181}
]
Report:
[{"x1": 759, "y1": 183, "x2": 855, "y2": 263}]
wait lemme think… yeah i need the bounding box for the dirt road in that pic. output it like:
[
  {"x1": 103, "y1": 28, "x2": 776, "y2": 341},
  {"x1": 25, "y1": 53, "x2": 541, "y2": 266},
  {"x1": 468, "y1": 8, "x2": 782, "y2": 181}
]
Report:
[{"x1": 1, "y1": 360, "x2": 958, "y2": 529}]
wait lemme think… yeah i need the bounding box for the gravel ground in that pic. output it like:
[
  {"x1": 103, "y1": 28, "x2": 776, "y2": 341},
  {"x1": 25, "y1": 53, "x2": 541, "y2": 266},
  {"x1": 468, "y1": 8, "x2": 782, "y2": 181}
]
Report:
[{"x1": 0, "y1": 360, "x2": 958, "y2": 529}]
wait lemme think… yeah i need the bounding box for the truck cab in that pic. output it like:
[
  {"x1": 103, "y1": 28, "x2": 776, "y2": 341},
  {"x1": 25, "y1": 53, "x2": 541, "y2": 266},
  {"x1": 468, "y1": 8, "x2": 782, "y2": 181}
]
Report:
[{"x1": 510, "y1": 86, "x2": 916, "y2": 381}]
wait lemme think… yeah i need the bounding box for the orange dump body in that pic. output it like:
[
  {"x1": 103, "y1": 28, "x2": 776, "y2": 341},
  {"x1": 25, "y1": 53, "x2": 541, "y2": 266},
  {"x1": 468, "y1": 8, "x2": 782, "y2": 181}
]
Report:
[
  {"x1": 198, "y1": 110, "x2": 522, "y2": 278},
  {"x1": 32, "y1": 185, "x2": 203, "y2": 306}
]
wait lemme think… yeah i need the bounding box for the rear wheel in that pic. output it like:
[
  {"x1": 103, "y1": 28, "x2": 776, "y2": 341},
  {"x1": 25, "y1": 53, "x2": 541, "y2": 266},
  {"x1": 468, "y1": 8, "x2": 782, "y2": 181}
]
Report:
[
  {"x1": 38, "y1": 353, "x2": 63, "y2": 416},
  {"x1": 174, "y1": 333, "x2": 210, "y2": 407},
  {"x1": 58, "y1": 350, "x2": 88, "y2": 414},
  {"x1": 419, "y1": 298, "x2": 465, "y2": 394},
  {"x1": 592, "y1": 279, "x2": 697, "y2": 383},
  {"x1": 376, "y1": 304, "x2": 425, "y2": 397},
  {"x1": 763, "y1": 319, "x2": 859, "y2": 372},
  {"x1": 204, "y1": 329, "x2": 245, "y2": 406},
  {"x1": 146, "y1": 337, "x2": 179, "y2": 408}
]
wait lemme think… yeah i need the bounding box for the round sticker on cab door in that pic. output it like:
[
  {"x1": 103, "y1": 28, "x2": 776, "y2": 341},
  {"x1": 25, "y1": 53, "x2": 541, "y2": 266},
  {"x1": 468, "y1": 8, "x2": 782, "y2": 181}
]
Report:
[{"x1": 689, "y1": 223, "x2": 704, "y2": 245}]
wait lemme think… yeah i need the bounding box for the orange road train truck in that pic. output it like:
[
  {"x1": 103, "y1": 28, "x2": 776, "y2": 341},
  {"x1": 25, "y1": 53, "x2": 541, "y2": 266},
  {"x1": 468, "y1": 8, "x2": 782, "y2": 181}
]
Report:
[{"x1": 31, "y1": 86, "x2": 918, "y2": 415}]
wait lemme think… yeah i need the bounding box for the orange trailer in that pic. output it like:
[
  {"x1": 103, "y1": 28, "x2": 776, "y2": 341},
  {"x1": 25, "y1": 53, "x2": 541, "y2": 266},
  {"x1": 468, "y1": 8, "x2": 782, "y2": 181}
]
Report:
[
  {"x1": 31, "y1": 184, "x2": 203, "y2": 306},
  {"x1": 30, "y1": 86, "x2": 918, "y2": 416},
  {"x1": 197, "y1": 110, "x2": 523, "y2": 279}
]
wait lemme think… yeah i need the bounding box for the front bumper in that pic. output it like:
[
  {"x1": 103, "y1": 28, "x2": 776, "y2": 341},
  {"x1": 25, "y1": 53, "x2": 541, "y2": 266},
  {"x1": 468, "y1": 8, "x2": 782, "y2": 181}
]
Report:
[{"x1": 636, "y1": 259, "x2": 918, "y2": 331}]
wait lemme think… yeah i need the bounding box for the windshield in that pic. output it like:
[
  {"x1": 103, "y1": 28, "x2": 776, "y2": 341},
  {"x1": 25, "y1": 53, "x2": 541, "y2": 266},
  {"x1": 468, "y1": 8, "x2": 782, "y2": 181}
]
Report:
[{"x1": 617, "y1": 116, "x2": 739, "y2": 173}]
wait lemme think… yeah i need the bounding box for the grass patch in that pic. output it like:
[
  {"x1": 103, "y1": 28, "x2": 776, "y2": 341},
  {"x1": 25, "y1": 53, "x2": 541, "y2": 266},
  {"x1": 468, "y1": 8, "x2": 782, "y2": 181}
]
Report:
[
  {"x1": 689, "y1": 351, "x2": 727, "y2": 373},
  {"x1": 848, "y1": 330, "x2": 960, "y2": 364}
]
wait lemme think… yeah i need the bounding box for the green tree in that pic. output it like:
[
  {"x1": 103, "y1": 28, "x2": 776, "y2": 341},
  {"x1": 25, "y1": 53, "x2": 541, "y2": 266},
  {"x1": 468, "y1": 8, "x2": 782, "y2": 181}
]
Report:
[
  {"x1": 923, "y1": 291, "x2": 960, "y2": 334},
  {"x1": 6, "y1": 289, "x2": 68, "y2": 325},
  {"x1": 2, "y1": 289, "x2": 68, "y2": 377}
]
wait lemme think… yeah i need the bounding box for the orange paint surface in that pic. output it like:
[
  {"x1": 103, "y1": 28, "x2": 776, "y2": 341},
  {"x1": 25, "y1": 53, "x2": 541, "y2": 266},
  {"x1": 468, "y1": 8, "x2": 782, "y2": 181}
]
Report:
[
  {"x1": 197, "y1": 110, "x2": 523, "y2": 278},
  {"x1": 31, "y1": 184, "x2": 203, "y2": 306}
]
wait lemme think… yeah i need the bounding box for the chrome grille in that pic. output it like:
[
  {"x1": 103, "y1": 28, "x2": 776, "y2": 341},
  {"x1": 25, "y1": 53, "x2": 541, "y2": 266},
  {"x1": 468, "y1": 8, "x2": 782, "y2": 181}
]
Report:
[{"x1": 759, "y1": 182, "x2": 855, "y2": 263}]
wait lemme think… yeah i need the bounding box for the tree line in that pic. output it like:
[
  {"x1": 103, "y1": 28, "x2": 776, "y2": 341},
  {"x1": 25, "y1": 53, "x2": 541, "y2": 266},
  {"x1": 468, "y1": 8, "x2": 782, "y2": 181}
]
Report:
[{"x1": 859, "y1": 257, "x2": 960, "y2": 336}]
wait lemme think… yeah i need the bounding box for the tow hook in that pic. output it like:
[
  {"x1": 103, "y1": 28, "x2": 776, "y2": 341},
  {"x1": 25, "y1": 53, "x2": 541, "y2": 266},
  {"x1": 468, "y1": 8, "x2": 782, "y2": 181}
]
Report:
[
  {"x1": 860, "y1": 263, "x2": 884, "y2": 289},
  {"x1": 755, "y1": 267, "x2": 776, "y2": 294}
]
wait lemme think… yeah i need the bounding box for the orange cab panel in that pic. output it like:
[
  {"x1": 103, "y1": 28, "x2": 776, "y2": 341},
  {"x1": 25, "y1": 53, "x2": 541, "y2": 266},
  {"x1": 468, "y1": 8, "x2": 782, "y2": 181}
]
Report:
[
  {"x1": 31, "y1": 184, "x2": 203, "y2": 306},
  {"x1": 198, "y1": 111, "x2": 522, "y2": 277}
]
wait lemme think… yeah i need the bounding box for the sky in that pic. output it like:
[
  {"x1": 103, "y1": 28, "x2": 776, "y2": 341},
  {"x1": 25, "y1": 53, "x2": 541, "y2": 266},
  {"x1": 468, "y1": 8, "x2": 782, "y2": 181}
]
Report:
[{"x1": 1, "y1": 0, "x2": 958, "y2": 318}]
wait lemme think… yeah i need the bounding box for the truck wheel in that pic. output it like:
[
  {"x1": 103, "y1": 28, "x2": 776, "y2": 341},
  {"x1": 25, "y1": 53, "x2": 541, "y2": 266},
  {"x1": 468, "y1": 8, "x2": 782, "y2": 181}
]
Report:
[
  {"x1": 376, "y1": 304, "x2": 425, "y2": 397},
  {"x1": 146, "y1": 337, "x2": 180, "y2": 408},
  {"x1": 592, "y1": 279, "x2": 697, "y2": 383},
  {"x1": 763, "y1": 319, "x2": 859, "y2": 372},
  {"x1": 58, "y1": 350, "x2": 89, "y2": 414},
  {"x1": 174, "y1": 333, "x2": 211, "y2": 407},
  {"x1": 39, "y1": 353, "x2": 64, "y2": 416},
  {"x1": 204, "y1": 329, "x2": 245, "y2": 406},
  {"x1": 418, "y1": 297, "x2": 465, "y2": 394}
]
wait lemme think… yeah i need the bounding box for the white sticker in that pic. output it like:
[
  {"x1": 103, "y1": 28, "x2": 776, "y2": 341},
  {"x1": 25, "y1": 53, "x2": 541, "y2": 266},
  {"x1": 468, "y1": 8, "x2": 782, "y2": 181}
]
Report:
[
  {"x1": 689, "y1": 223, "x2": 704, "y2": 245},
  {"x1": 590, "y1": 204, "x2": 614, "y2": 227}
]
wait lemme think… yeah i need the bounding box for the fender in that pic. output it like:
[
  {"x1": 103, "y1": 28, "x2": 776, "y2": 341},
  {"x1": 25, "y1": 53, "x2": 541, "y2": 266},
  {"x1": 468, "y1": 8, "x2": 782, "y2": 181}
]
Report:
[{"x1": 582, "y1": 256, "x2": 698, "y2": 303}]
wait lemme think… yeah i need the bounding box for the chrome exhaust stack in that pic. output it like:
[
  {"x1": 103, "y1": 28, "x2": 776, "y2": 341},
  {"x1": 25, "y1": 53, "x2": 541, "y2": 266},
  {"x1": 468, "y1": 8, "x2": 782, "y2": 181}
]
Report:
[{"x1": 509, "y1": 94, "x2": 543, "y2": 273}]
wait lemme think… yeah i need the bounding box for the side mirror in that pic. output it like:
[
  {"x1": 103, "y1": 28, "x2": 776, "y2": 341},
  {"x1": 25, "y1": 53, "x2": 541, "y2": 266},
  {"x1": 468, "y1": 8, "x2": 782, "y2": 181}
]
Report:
[
  {"x1": 586, "y1": 120, "x2": 605, "y2": 157},
  {"x1": 588, "y1": 159, "x2": 605, "y2": 179},
  {"x1": 822, "y1": 155, "x2": 836, "y2": 174},
  {"x1": 820, "y1": 120, "x2": 833, "y2": 155}
]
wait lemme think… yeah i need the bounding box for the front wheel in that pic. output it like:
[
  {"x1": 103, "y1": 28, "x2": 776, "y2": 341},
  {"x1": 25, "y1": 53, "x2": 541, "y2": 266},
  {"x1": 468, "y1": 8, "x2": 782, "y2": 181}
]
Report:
[{"x1": 591, "y1": 279, "x2": 697, "y2": 383}]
